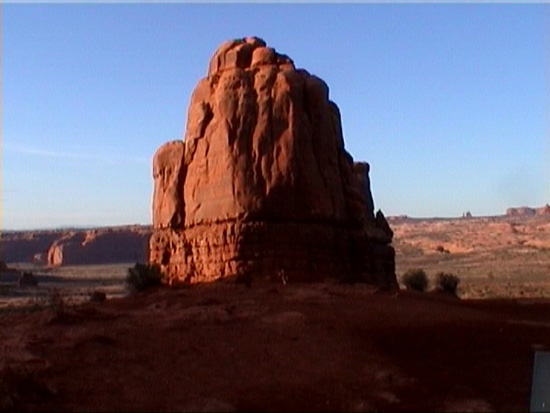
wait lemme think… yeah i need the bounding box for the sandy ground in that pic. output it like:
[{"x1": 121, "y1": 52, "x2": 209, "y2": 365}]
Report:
[
  {"x1": 0, "y1": 264, "x2": 129, "y2": 312},
  {"x1": 392, "y1": 215, "x2": 550, "y2": 299},
  {"x1": 2, "y1": 215, "x2": 550, "y2": 411},
  {"x1": 1, "y1": 279, "x2": 549, "y2": 412}
]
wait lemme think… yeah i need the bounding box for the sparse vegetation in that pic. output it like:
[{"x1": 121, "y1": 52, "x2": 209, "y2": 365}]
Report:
[
  {"x1": 47, "y1": 288, "x2": 66, "y2": 316},
  {"x1": 436, "y1": 272, "x2": 460, "y2": 295},
  {"x1": 401, "y1": 268, "x2": 429, "y2": 292},
  {"x1": 89, "y1": 291, "x2": 107, "y2": 303},
  {"x1": 126, "y1": 263, "x2": 162, "y2": 293},
  {"x1": 435, "y1": 245, "x2": 450, "y2": 254}
]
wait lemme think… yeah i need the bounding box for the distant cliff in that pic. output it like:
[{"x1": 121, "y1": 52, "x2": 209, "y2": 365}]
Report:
[{"x1": 0, "y1": 226, "x2": 152, "y2": 266}]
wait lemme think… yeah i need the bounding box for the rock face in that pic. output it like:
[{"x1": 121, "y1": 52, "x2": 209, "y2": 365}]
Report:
[{"x1": 149, "y1": 37, "x2": 396, "y2": 288}]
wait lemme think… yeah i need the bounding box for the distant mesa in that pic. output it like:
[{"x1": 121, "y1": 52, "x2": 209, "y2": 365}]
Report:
[
  {"x1": 0, "y1": 226, "x2": 151, "y2": 266},
  {"x1": 46, "y1": 228, "x2": 150, "y2": 266},
  {"x1": 506, "y1": 207, "x2": 536, "y2": 217},
  {"x1": 149, "y1": 37, "x2": 397, "y2": 288},
  {"x1": 387, "y1": 215, "x2": 409, "y2": 223},
  {"x1": 506, "y1": 205, "x2": 550, "y2": 218}
]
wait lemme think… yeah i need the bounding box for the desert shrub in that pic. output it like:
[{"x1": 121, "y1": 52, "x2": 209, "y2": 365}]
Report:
[
  {"x1": 47, "y1": 288, "x2": 66, "y2": 315},
  {"x1": 126, "y1": 263, "x2": 162, "y2": 293},
  {"x1": 436, "y1": 272, "x2": 460, "y2": 295},
  {"x1": 401, "y1": 268, "x2": 429, "y2": 292},
  {"x1": 89, "y1": 291, "x2": 107, "y2": 303},
  {"x1": 435, "y1": 245, "x2": 450, "y2": 254}
]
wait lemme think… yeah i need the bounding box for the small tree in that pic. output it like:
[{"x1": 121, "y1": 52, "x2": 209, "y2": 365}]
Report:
[
  {"x1": 401, "y1": 268, "x2": 429, "y2": 292},
  {"x1": 435, "y1": 272, "x2": 460, "y2": 296},
  {"x1": 126, "y1": 263, "x2": 162, "y2": 293}
]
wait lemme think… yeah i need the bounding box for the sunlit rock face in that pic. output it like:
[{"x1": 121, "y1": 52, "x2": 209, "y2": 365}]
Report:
[{"x1": 149, "y1": 37, "x2": 396, "y2": 288}]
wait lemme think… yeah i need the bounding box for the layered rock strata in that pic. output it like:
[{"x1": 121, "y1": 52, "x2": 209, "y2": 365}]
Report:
[{"x1": 149, "y1": 37, "x2": 396, "y2": 288}]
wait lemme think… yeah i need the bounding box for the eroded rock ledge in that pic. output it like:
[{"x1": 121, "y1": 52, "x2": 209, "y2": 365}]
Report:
[{"x1": 149, "y1": 37, "x2": 396, "y2": 288}]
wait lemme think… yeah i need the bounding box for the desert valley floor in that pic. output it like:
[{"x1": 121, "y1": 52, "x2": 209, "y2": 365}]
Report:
[{"x1": 1, "y1": 215, "x2": 550, "y2": 411}]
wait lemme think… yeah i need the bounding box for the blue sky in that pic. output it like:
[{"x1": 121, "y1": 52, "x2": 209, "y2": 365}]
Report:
[{"x1": 3, "y1": 4, "x2": 549, "y2": 230}]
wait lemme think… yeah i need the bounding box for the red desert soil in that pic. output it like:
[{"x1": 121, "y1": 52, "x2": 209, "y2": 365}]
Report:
[{"x1": 2, "y1": 279, "x2": 549, "y2": 412}]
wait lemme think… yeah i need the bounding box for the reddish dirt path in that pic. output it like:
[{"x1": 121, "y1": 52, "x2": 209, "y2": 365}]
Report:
[{"x1": 2, "y1": 280, "x2": 549, "y2": 412}]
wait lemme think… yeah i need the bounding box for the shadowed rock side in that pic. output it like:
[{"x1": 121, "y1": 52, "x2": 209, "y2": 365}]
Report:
[
  {"x1": 0, "y1": 232, "x2": 60, "y2": 264},
  {"x1": 0, "y1": 227, "x2": 151, "y2": 266},
  {"x1": 47, "y1": 230, "x2": 150, "y2": 266},
  {"x1": 149, "y1": 37, "x2": 396, "y2": 287}
]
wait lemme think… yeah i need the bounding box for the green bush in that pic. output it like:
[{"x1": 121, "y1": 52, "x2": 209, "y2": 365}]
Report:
[
  {"x1": 435, "y1": 272, "x2": 460, "y2": 295},
  {"x1": 126, "y1": 263, "x2": 162, "y2": 293},
  {"x1": 402, "y1": 268, "x2": 429, "y2": 292}
]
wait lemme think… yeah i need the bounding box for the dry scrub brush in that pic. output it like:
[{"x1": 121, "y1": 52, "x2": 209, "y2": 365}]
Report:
[
  {"x1": 401, "y1": 268, "x2": 429, "y2": 292},
  {"x1": 126, "y1": 263, "x2": 162, "y2": 293},
  {"x1": 435, "y1": 272, "x2": 460, "y2": 295}
]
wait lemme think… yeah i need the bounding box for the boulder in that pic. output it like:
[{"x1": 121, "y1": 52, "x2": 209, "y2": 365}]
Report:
[{"x1": 149, "y1": 37, "x2": 397, "y2": 288}]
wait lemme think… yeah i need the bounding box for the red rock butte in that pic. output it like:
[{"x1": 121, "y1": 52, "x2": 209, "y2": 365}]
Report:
[{"x1": 149, "y1": 37, "x2": 397, "y2": 288}]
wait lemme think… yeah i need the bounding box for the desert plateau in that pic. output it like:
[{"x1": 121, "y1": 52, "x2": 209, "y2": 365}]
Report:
[
  {"x1": 3, "y1": 213, "x2": 550, "y2": 311},
  {"x1": 392, "y1": 213, "x2": 550, "y2": 300}
]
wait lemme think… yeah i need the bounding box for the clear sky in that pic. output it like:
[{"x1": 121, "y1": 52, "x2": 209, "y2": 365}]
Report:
[{"x1": 3, "y1": 3, "x2": 549, "y2": 230}]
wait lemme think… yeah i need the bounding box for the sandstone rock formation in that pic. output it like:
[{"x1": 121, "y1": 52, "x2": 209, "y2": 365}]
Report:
[
  {"x1": 149, "y1": 37, "x2": 396, "y2": 288},
  {"x1": 46, "y1": 228, "x2": 150, "y2": 266},
  {"x1": 0, "y1": 226, "x2": 150, "y2": 266}
]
